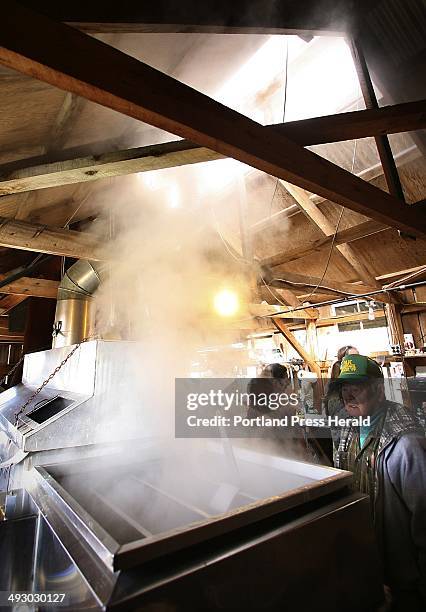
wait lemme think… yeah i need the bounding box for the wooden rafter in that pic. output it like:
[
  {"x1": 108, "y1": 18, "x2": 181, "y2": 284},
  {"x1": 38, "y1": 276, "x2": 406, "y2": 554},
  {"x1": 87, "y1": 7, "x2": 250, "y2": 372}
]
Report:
[
  {"x1": 0, "y1": 334, "x2": 24, "y2": 344},
  {"x1": 0, "y1": 295, "x2": 28, "y2": 315},
  {"x1": 401, "y1": 304, "x2": 426, "y2": 315},
  {"x1": 310, "y1": 145, "x2": 419, "y2": 206},
  {"x1": 268, "y1": 271, "x2": 396, "y2": 304},
  {"x1": 376, "y1": 265, "x2": 426, "y2": 282},
  {"x1": 258, "y1": 280, "x2": 319, "y2": 318},
  {"x1": 0, "y1": 217, "x2": 101, "y2": 260},
  {"x1": 249, "y1": 302, "x2": 318, "y2": 320},
  {"x1": 349, "y1": 39, "x2": 406, "y2": 203},
  {"x1": 47, "y1": 92, "x2": 85, "y2": 154},
  {"x1": 270, "y1": 272, "x2": 376, "y2": 296},
  {"x1": 1, "y1": 100, "x2": 425, "y2": 196},
  {"x1": 280, "y1": 181, "x2": 381, "y2": 287},
  {"x1": 272, "y1": 100, "x2": 426, "y2": 146},
  {"x1": 270, "y1": 270, "x2": 376, "y2": 295},
  {"x1": 15, "y1": 0, "x2": 357, "y2": 34},
  {"x1": 0, "y1": 3, "x2": 424, "y2": 236},
  {"x1": 0, "y1": 276, "x2": 59, "y2": 298},
  {"x1": 290, "y1": 309, "x2": 386, "y2": 330},
  {"x1": 253, "y1": 145, "x2": 420, "y2": 232},
  {"x1": 0, "y1": 141, "x2": 223, "y2": 196},
  {"x1": 261, "y1": 219, "x2": 387, "y2": 268}
]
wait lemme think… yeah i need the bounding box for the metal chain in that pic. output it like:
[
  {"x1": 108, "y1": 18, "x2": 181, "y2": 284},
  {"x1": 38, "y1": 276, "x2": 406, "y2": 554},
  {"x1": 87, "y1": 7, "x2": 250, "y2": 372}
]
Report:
[
  {"x1": 0, "y1": 353, "x2": 25, "y2": 388},
  {"x1": 13, "y1": 336, "x2": 96, "y2": 427}
]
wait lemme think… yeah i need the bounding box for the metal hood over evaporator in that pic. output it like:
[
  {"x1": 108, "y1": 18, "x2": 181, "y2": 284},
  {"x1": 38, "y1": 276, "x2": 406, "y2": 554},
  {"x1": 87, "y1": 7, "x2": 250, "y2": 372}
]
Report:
[{"x1": 52, "y1": 260, "x2": 104, "y2": 348}]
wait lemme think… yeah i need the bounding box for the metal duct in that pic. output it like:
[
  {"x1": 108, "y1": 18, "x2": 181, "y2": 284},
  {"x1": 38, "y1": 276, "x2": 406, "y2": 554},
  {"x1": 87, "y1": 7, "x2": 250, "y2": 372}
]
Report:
[{"x1": 52, "y1": 260, "x2": 103, "y2": 348}]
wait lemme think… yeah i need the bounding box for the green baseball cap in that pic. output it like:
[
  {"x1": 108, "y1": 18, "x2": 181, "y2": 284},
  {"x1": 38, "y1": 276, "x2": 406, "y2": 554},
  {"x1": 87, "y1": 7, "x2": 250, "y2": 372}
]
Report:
[{"x1": 338, "y1": 354, "x2": 383, "y2": 383}]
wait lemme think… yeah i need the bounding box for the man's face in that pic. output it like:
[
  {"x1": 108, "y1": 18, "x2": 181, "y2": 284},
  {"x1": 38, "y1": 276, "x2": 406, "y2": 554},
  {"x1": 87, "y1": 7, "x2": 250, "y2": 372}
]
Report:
[{"x1": 341, "y1": 381, "x2": 376, "y2": 417}]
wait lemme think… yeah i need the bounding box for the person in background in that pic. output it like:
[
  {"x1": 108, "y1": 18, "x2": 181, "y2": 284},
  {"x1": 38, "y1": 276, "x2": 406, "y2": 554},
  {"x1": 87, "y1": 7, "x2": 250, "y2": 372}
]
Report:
[
  {"x1": 333, "y1": 354, "x2": 426, "y2": 612},
  {"x1": 247, "y1": 363, "x2": 294, "y2": 419},
  {"x1": 246, "y1": 364, "x2": 321, "y2": 461},
  {"x1": 325, "y1": 345, "x2": 359, "y2": 416}
]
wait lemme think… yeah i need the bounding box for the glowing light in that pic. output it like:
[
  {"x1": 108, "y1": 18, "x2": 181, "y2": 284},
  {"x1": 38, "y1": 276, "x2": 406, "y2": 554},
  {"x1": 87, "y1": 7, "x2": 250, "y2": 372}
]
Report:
[{"x1": 213, "y1": 289, "x2": 239, "y2": 317}]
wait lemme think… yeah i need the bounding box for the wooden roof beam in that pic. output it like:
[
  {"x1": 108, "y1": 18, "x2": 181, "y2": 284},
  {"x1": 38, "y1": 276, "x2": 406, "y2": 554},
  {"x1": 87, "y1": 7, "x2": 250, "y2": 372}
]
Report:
[
  {"x1": 0, "y1": 141, "x2": 224, "y2": 196},
  {"x1": 0, "y1": 276, "x2": 59, "y2": 298},
  {"x1": 280, "y1": 182, "x2": 382, "y2": 287},
  {"x1": 262, "y1": 219, "x2": 387, "y2": 268},
  {"x1": 1, "y1": 100, "x2": 425, "y2": 196},
  {"x1": 0, "y1": 295, "x2": 28, "y2": 315},
  {"x1": 0, "y1": 217, "x2": 102, "y2": 260},
  {"x1": 290, "y1": 309, "x2": 386, "y2": 330},
  {"x1": 270, "y1": 273, "x2": 371, "y2": 297},
  {"x1": 310, "y1": 145, "x2": 419, "y2": 206},
  {"x1": 376, "y1": 265, "x2": 426, "y2": 282},
  {"x1": 249, "y1": 302, "x2": 318, "y2": 320},
  {"x1": 16, "y1": 0, "x2": 355, "y2": 34},
  {"x1": 0, "y1": 334, "x2": 24, "y2": 344},
  {"x1": 272, "y1": 99, "x2": 426, "y2": 147},
  {"x1": 258, "y1": 281, "x2": 319, "y2": 319},
  {"x1": 0, "y1": 3, "x2": 424, "y2": 237},
  {"x1": 268, "y1": 271, "x2": 397, "y2": 304}
]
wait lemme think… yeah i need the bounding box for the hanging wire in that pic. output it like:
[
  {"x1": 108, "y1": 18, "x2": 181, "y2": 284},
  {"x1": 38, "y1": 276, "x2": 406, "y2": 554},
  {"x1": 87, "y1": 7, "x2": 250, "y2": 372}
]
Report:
[
  {"x1": 259, "y1": 280, "x2": 426, "y2": 318},
  {"x1": 212, "y1": 37, "x2": 290, "y2": 262},
  {"x1": 300, "y1": 126, "x2": 360, "y2": 302},
  {"x1": 209, "y1": 199, "x2": 251, "y2": 266},
  {"x1": 260, "y1": 275, "x2": 290, "y2": 307},
  {"x1": 301, "y1": 206, "x2": 345, "y2": 302},
  {"x1": 268, "y1": 37, "x2": 289, "y2": 219},
  {"x1": 261, "y1": 36, "x2": 302, "y2": 311},
  {"x1": 272, "y1": 273, "x2": 363, "y2": 297}
]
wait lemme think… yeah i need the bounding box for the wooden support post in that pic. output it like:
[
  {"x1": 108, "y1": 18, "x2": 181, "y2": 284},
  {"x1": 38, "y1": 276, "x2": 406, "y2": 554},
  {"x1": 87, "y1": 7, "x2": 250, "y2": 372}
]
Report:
[
  {"x1": 385, "y1": 304, "x2": 405, "y2": 349},
  {"x1": 385, "y1": 304, "x2": 414, "y2": 409},
  {"x1": 306, "y1": 319, "x2": 324, "y2": 403},
  {"x1": 306, "y1": 320, "x2": 319, "y2": 361},
  {"x1": 273, "y1": 317, "x2": 321, "y2": 377}
]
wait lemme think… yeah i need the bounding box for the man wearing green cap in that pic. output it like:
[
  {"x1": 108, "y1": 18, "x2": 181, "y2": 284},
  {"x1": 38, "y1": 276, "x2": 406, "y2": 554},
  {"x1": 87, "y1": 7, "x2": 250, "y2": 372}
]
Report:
[{"x1": 333, "y1": 354, "x2": 426, "y2": 611}]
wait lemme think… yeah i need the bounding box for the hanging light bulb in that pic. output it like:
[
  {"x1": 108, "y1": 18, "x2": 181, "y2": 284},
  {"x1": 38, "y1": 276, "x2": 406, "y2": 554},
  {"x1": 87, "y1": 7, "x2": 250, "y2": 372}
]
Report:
[
  {"x1": 368, "y1": 301, "x2": 376, "y2": 321},
  {"x1": 213, "y1": 289, "x2": 239, "y2": 317}
]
